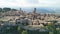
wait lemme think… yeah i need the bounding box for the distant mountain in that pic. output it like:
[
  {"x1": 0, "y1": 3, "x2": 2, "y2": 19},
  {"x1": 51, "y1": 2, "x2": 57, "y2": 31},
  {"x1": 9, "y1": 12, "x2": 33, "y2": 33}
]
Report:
[
  {"x1": 54, "y1": 9, "x2": 60, "y2": 13},
  {"x1": 21, "y1": 7, "x2": 55, "y2": 13},
  {"x1": 2, "y1": 7, "x2": 55, "y2": 13}
]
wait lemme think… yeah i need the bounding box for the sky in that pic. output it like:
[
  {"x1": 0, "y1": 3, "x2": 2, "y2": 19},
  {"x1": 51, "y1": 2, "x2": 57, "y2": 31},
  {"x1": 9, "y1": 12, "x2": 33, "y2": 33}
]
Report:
[{"x1": 0, "y1": 0, "x2": 60, "y2": 8}]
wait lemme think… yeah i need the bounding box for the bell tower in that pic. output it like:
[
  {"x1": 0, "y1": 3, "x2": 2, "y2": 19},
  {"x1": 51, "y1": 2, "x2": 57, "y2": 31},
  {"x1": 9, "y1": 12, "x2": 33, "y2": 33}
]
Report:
[
  {"x1": 33, "y1": 8, "x2": 36, "y2": 13},
  {"x1": 33, "y1": 8, "x2": 37, "y2": 19},
  {"x1": 20, "y1": 8, "x2": 21, "y2": 11}
]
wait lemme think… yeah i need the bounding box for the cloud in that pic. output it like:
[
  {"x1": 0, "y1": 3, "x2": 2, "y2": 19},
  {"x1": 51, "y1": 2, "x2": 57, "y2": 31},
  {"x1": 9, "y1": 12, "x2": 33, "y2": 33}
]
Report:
[
  {"x1": 38, "y1": 0, "x2": 57, "y2": 7},
  {"x1": 0, "y1": 0, "x2": 60, "y2": 8},
  {"x1": 26, "y1": 0, "x2": 39, "y2": 4}
]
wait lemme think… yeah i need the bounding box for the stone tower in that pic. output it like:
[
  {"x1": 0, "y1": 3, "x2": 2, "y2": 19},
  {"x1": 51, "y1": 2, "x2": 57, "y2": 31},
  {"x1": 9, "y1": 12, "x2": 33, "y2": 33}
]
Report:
[
  {"x1": 20, "y1": 8, "x2": 21, "y2": 11},
  {"x1": 33, "y1": 8, "x2": 36, "y2": 13},
  {"x1": 33, "y1": 8, "x2": 37, "y2": 19}
]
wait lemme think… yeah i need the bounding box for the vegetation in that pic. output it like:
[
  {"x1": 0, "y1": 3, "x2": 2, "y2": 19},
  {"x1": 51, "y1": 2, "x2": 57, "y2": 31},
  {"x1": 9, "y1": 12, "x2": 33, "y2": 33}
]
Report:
[
  {"x1": 0, "y1": 8, "x2": 2, "y2": 12},
  {"x1": 0, "y1": 21, "x2": 60, "y2": 34},
  {"x1": 0, "y1": 7, "x2": 17, "y2": 12},
  {"x1": 3, "y1": 7, "x2": 11, "y2": 12},
  {"x1": 22, "y1": 30, "x2": 28, "y2": 34}
]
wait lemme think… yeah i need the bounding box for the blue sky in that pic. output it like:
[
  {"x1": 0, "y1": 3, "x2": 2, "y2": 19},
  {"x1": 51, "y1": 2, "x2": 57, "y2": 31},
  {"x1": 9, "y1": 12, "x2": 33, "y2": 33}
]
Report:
[{"x1": 0, "y1": 0, "x2": 60, "y2": 8}]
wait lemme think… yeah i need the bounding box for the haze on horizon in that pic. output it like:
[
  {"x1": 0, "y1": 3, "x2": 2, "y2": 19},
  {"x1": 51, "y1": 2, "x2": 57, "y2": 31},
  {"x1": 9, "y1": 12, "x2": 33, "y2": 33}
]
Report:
[{"x1": 0, "y1": 0, "x2": 60, "y2": 14}]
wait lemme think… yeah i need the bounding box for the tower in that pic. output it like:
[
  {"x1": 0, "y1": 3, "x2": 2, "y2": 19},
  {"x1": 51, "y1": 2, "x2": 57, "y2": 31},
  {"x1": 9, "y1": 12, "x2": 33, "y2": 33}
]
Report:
[
  {"x1": 33, "y1": 8, "x2": 36, "y2": 13},
  {"x1": 20, "y1": 8, "x2": 21, "y2": 11},
  {"x1": 33, "y1": 8, "x2": 37, "y2": 19}
]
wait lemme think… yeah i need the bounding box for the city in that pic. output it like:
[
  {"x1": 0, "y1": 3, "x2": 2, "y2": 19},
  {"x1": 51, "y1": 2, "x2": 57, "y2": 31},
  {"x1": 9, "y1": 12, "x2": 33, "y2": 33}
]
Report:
[{"x1": 0, "y1": 8, "x2": 60, "y2": 34}]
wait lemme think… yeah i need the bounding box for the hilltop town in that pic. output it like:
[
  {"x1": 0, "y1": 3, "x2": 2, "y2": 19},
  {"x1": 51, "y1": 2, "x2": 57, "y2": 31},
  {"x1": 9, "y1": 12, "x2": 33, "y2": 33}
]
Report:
[
  {"x1": 0, "y1": 8, "x2": 60, "y2": 25},
  {"x1": 0, "y1": 8, "x2": 60, "y2": 34}
]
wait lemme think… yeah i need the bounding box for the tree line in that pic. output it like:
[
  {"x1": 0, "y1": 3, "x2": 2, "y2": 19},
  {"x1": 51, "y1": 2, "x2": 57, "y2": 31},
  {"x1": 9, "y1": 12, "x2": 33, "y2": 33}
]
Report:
[{"x1": 0, "y1": 7, "x2": 17, "y2": 12}]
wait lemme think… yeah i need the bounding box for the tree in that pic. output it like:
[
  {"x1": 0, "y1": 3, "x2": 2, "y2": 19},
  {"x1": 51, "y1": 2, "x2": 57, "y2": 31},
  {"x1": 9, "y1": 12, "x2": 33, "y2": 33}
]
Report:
[
  {"x1": 0, "y1": 8, "x2": 2, "y2": 12},
  {"x1": 17, "y1": 26, "x2": 21, "y2": 31},
  {"x1": 11, "y1": 9, "x2": 17, "y2": 11},
  {"x1": 49, "y1": 32, "x2": 54, "y2": 34},
  {"x1": 3, "y1": 7, "x2": 11, "y2": 12},
  {"x1": 22, "y1": 30, "x2": 28, "y2": 34},
  {"x1": 47, "y1": 21, "x2": 58, "y2": 34}
]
